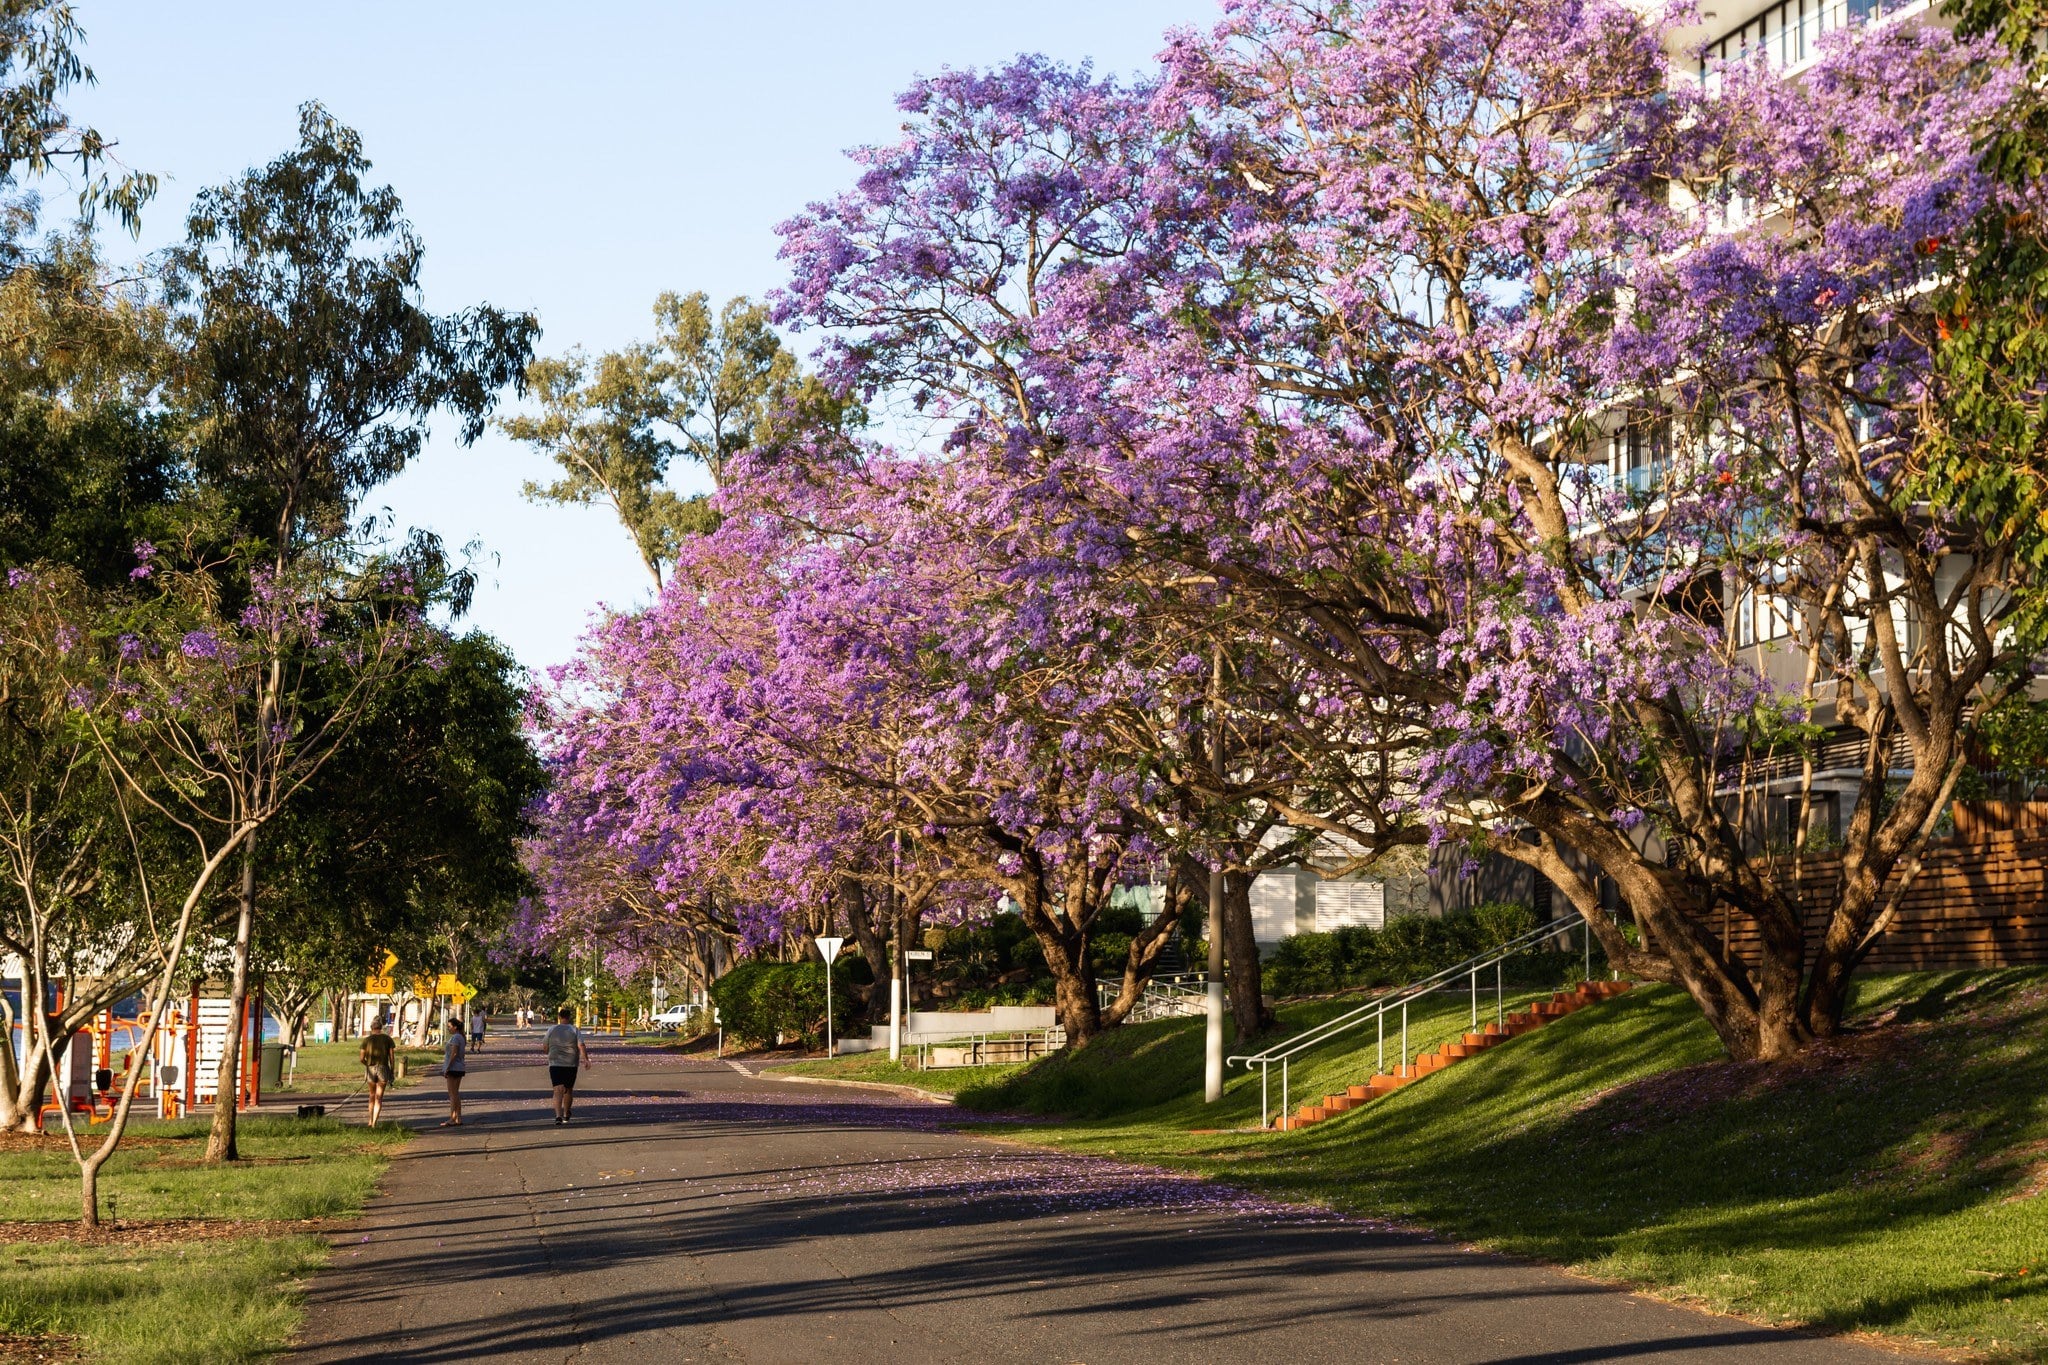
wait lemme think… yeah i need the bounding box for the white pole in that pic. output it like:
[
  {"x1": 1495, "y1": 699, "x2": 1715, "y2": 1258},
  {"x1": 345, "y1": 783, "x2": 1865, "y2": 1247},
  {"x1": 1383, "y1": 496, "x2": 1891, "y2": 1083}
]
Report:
[
  {"x1": 825, "y1": 966, "x2": 834, "y2": 1058},
  {"x1": 889, "y1": 968, "x2": 902, "y2": 1062},
  {"x1": 1203, "y1": 643, "x2": 1227, "y2": 1104},
  {"x1": 1205, "y1": 858, "x2": 1225, "y2": 1102}
]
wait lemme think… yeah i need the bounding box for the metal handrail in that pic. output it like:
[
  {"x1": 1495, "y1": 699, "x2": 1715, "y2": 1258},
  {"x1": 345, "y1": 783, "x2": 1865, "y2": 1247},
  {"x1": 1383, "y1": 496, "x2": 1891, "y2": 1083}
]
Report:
[
  {"x1": 1228, "y1": 912, "x2": 1592, "y2": 1129},
  {"x1": 1097, "y1": 972, "x2": 1210, "y2": 1020}
]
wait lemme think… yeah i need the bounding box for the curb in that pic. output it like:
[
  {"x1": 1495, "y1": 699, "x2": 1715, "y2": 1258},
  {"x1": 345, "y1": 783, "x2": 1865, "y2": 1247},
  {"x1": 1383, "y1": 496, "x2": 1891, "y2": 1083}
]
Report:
[{"x1": 759, "y1": 1071, "x2": 957, "y2": 1106}]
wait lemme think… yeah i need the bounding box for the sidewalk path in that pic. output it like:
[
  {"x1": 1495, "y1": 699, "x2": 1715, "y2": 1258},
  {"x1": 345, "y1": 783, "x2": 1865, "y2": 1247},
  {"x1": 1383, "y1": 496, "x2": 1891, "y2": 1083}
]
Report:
[{"x1": 291, "y1": 1045, "x2": 1900, "y2": 1364}]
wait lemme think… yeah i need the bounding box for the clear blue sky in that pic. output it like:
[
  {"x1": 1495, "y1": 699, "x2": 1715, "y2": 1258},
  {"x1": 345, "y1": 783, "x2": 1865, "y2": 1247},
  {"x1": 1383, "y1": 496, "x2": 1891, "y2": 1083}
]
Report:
[{"x1": 64, "y1": 1, "x2": 1206, "y2": 671}]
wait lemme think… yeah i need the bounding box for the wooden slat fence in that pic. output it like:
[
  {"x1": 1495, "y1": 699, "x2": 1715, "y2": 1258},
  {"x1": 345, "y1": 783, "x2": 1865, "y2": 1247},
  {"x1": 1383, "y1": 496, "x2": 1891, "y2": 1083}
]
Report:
[{"x1": 1689, "y1": 831, "x2": 2048, "y2": 971}]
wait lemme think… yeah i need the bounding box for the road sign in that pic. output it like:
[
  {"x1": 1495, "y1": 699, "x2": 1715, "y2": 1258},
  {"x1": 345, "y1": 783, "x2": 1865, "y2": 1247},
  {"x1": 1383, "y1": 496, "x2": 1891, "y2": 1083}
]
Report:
[
  {"x1": 816, "y1": 936, "x2": 845, "y2": 964},
  {"x1": 435, "y1": 973, "x2": 463, "y2": 997},
  {"x1": 377, "y1": 950, "x2": 398, "y2": 975},
  {"x1": 905, "y1": 950, "x2": 933, "y2": 962},
  {"x1": 454, "y1": 983, "x2": 478, "y2": 1003},
  {"x1": 363, "y1": 976, "x2": 393, "y2": 996}
]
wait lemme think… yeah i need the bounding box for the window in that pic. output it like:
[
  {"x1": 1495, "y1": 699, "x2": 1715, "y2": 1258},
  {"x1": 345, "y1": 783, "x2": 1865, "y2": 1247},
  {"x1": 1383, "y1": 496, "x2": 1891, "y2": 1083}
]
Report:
[
  {"x1": 1610, "y1": 414, "x2": 1669, "y2": 493},
  {"x1": 1735, "y1": 562, "x2": 1798, "y2": 646},
  {"x1": 1697, "y1": 0, "x2": 1913, "y2": 91}
]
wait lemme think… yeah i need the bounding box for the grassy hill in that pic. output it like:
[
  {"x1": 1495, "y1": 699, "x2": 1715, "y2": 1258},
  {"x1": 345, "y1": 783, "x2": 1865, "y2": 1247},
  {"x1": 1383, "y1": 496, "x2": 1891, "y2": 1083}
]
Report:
[{"x1": 800, "y1": 971, "x2": 2048, "y2": 1359}]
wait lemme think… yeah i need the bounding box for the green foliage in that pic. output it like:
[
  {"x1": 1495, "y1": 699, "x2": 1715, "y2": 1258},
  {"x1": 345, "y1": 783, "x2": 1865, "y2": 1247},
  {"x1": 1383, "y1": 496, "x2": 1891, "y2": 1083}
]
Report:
[
  {"x1": 1913, "y1": 0, "x2": 2048, "y2": 649},
  {"x1": 503, "y1": 290, "x2": 855, "y2": 587},
  {"x1": 260, "y1": 629, "x2": 545, "y2": 1001},
  {"x1": 1094, "y1": 899, "x2": 1146, "y2": 936},
  {"x1": 0, "y1": 2, "x2": 158, "y2": 232},
  {"x1": 164, "y1": 101, "x2": 536, "y2": 560},
  {"x1": 1979, "y1": 696, "x2": 2048, "y2": 789},
  {"x1": 1265, "y1": 905, "x2": 1555, "y2": 996},
  {"x1": 1088, "y1": 932, "x2": 1134, "y2": 975},
  {"x1": 709, "y1": 959, "x2": 855, "y2": 1048}
]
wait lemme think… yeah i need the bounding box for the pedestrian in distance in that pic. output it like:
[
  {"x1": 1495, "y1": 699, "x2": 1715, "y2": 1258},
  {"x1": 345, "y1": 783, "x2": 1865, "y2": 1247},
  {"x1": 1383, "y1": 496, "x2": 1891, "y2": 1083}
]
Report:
[
  {"x1": 543, "y1": 1004, "x2": 589, "y2": 1126},
  {"x1": 469, "y1": 1008, "x2": 486, "y2": 1051},
  {"x1": 360, "y1": 1017, "x2": 395, "y2": 1127},
  {"x1": 441, "y1": 1019, "x2": 468, "y2": 1126}
]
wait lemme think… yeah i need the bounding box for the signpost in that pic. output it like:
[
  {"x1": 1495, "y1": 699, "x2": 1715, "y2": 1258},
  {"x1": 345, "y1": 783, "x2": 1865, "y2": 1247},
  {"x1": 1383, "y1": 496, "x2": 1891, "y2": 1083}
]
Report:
[
  {"x1": 816, "y1": 936, "x2": 845, "y2": 1057},
  {"x1": 895, "y1": 950, "x2": 932, "y2": 1064}
]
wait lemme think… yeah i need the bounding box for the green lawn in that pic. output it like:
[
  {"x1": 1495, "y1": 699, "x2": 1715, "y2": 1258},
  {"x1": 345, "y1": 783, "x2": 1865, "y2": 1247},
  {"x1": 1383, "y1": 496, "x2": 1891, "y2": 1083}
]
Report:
[
  {"x1": 0, "y1": 1235, "x2": 328, "y2": 1364},
  {"x1": 0, "y1": 1114, "x2": 412, "y2": 1363},
  {"x1": 929, "y1": 972, "x2": 2048, "y2": 1360},
  {"x1": 777, "y1": 1050, "x2": 1029, "y2": 1096},
  {"x1": 277, "y1": 1039, "x2": 440, "y2": 1092},
  {"x1": 779, "y1": 986, "x2": 1561, "y2": 1118}
]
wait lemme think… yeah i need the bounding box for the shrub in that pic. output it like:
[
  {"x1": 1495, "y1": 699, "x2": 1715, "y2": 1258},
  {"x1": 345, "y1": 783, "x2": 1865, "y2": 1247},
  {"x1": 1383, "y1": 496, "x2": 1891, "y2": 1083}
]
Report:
[
  {"x1": 1094, "y1": 901, "x2": 1146, "y2": 936},
  {"x1": 1467, "y1": 900, "x2": 1539, "y2": 949},
  {"x1": 1263, "y1": 904, "x2": 1577, "y2": 996},
  {"x1": 1267, "y1": 931, "x2": 1348, "y2": 995},
  {"x1": 1089, "y1": 932, "x2": 1134, "y2": 976},
  {"x1": 709, "y1": 959, "x2": 854, "y2": 1048}
]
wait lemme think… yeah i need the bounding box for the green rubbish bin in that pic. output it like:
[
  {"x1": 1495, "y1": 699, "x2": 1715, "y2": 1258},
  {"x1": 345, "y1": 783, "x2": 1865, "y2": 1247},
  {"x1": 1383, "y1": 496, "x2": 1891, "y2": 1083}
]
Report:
[{"x1": 259, "y1": 1041, "x2": 286, "y2": 1091}]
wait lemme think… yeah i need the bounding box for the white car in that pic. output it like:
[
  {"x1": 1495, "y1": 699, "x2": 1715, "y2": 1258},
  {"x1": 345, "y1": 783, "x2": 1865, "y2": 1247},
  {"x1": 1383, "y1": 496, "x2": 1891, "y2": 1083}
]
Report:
[{"x1": 651, "y1": 1005, "x2": 697, "y2": 1031}]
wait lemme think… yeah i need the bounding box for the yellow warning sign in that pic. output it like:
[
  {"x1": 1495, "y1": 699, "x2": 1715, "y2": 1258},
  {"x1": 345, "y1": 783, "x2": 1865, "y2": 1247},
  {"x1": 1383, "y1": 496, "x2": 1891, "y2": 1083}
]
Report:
[
  {"x1": 363, "y1": 976, "x2": 393, "y2": 996},
  {"x1": 435, "y1": 973, "x2": 463, "y2": 997}
]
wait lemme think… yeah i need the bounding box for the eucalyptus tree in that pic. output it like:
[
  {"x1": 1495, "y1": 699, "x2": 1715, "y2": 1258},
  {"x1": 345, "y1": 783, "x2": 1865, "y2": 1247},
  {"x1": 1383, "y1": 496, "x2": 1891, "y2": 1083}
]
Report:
[
  {"x1": 503, "y1": 291, "x2": 850, "y2": 588},
  {"x1": 163, "y1": 102, "x2": 536, "y2": 1160}
]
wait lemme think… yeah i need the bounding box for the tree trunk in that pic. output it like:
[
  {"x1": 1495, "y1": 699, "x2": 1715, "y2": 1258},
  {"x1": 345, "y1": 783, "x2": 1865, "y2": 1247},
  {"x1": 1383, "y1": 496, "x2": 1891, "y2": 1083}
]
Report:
[
  {"x1": 1098, "y1": 868, "x2": 1193, "y2": 1027},
  {"x1": 204, "y1": 841, "x2": 258, "y2": 1163},
  {"x1": 837, "y1": 875, "x2": 893, "y2": 1024},
  {"x1": 1221, "y1": 869, "x2": 1270, "y2": 1039},
  {"x1": 79, "y1": 1155, "x2": 100, "y2": 1228},
  {"x1": 1516, "y1": 816, "x2": 1809, "y2": 1062},
  {"x1": 1047, "y1": 942, "x2": 1103, "y2": 1044},
  {"x1": 2, "y1": 1036, "x2": 51, "y2": 1134}
]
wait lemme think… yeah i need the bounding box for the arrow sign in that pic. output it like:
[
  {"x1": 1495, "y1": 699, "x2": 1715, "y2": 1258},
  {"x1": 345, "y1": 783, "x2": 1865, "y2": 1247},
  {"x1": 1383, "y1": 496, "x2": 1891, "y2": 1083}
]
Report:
[{"x1": 816, "y1": 936, "x2": 845, "y2": 964}]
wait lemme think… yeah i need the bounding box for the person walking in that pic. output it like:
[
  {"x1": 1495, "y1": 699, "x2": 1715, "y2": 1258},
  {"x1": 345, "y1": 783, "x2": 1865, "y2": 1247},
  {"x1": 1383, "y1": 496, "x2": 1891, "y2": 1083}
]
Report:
[
  {"x1": 441, "y1": 1018, "x2": 468, "y2": 1126},
  {"x1": 359, "y1": 1018, "x2": 395, "y2": 1128},
  {"x1": 542, "y1": 1005, "x2": 589, "y2": 1126},
  {"x1": 469, "y1": 1008, "x2": 486, "y2": 1051}
]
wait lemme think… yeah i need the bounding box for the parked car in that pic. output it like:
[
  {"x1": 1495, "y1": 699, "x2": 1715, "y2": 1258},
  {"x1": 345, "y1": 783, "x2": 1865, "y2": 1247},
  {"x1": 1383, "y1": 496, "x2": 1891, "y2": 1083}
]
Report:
[{"x1": 651, "y1": 1005, "x2": 697, "y2": 1031}]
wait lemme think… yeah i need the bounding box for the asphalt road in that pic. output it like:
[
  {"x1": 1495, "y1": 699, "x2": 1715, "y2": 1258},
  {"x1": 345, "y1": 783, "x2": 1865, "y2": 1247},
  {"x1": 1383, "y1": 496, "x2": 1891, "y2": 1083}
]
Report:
[{"x1": 290, "y1": 1039, "x2": 1901, "y2": 1365}]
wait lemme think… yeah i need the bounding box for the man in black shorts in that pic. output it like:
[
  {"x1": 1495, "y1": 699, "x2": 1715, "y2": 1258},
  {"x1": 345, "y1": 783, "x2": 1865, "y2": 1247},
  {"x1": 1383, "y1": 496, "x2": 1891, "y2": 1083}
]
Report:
[{"x1": 542, "y1": 1005, "x2": 589, "y2": 1126}]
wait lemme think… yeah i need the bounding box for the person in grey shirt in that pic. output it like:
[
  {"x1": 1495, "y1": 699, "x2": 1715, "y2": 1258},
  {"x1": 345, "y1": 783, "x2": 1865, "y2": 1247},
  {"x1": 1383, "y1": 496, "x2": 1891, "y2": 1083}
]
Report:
[{"x1": 542, "y1": 1005, "x2": 590, "y2": 1126}]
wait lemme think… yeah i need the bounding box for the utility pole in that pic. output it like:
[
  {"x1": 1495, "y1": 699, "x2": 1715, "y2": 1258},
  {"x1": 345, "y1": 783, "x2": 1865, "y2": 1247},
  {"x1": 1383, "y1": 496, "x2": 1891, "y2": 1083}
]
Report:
[
  {"x1": 889, "y1": 833, "x2": 904, "y2": 1062},
  {"x1": 1204, "y1": 642, "x2": 1227, "y2": 1103}
]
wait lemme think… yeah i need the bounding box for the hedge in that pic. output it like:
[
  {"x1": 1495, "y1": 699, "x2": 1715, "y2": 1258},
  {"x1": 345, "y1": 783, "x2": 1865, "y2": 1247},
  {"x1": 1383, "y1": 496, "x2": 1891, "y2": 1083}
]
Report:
[
  {"x1": 707, "y1": 959, "x2": 856, "y2": 1048},
  {"x1": 1265, "y1": 902, "x2": 1565, "y2": 996}
]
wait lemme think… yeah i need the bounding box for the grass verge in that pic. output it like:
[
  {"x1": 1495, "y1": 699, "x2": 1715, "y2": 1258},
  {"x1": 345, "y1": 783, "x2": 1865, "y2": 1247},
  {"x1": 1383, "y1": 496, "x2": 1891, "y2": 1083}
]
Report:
[
  {"x1": 0, "y1": 1114, "x2": 411, "y2": 1363},
  {"x1": 961, "y1": 971, "x2": 2048, "y2": 1360},
  {"x1": 277, "y1": 1039, "x2": 439, "y2": 1093},
  {"x1": 775, "y1": 1050, "x2": 1028, "y2": 1097}
]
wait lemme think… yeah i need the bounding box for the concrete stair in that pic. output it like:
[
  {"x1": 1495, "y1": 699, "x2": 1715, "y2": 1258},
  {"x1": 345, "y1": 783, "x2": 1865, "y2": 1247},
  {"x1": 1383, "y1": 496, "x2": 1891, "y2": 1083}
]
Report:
[{"x1": 1270, "y1": 980, "x2": 1632, "y2": 1132}]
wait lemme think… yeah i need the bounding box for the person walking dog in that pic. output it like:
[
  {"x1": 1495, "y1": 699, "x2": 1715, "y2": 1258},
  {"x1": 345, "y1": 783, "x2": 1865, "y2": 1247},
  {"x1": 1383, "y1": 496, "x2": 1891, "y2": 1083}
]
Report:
[
  {"x1": 543, "y1": 1005, "x2": 589, "y2": 1126},
  {"x1": 359, "y1": 1018, "x2": 395, "y2": 1127},
  {"x1": 441, "y1": 1020, "x2": 468, "y2": 1126}
]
